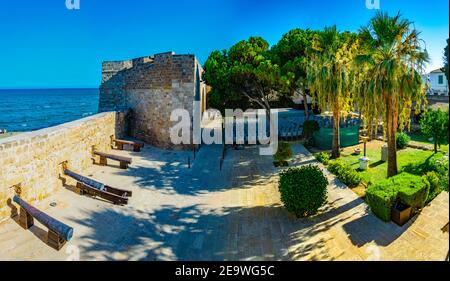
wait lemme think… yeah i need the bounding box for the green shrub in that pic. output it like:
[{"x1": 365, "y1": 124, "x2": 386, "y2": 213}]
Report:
[
  {"x1": 396, "y1": 132, "x2": 410, "y2": 149},
  {"x1": 424, "y1": 171, "x2": 441, "y2": 203},
  {"x1": 402, "y1": 154, "x2": 449, "y2": 193},
  {"x1": 278, "y1": 165, "x2": 328, "y2": 217},
  {"x1": 274, "y1": 142, "x2": 293, "y2": 163},
  {"x1": 394, "y1": 173, "x2": 430, "y2": 210},
  {"x1": 435, "y1": 156, "x2": 449, "y2": 192},
  {"x1": 302, "y1": 120, "x2": 320, "y2": 139},
  {"x1": 327, "y1": 160, "x2": 362, "y2": 187},
  {"x1": 366, "y1": 179, "x2": 398, "y2": 222},
  {"x1": 366, "y1": 172, "x2": 430, "y2": 221},
  {"x1": 315, "y1": 151, "x2": 330, "y2": 165}
]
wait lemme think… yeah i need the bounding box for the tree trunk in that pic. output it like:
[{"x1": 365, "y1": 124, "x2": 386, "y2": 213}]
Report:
[
  {"x1": 332, "y1": 104, "x2": 340, "y2": 158},
  {"x1": 386, "y1": 98, "x2": 398, "y2": 178},
  {"x1": 434, "y1": 141, "x2": 438, "y2": 154},
  {"x1": 302, "y1": 93, "x2": 309, "y2": 120}
]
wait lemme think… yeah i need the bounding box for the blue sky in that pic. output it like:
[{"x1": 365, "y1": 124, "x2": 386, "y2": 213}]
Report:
[{"x1": 0, "y1": 0, "x2": 448, "y2": 88}]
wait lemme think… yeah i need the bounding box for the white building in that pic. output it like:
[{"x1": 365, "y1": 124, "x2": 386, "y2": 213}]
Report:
[{"x1": 424, "y1": 68, "x2": 449, "y2": 96}]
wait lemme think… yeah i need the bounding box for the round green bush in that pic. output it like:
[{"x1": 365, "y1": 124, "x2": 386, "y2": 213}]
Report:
[
  {"x1": 396, "y1": 132, "x2": 410, "y2": 149},
  {"x1": 278, "y1": 165, "x2": 328, "y2": 217}
]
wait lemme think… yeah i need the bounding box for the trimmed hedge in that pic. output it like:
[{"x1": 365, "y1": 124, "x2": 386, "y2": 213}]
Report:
[
  {"x1": 365, "y1": 179, "x2": 398, "y2": 221},
  {"x1": 327, "y1": 160, "x2": 362, "y2": 187},
  {"x1": 314, "y1": 151, "x2": 330, "y2": 165},
  {"x1": 366, "y1": 172, "x2": 430, "y2": 222},
  {"x1": 394, "y1": 174, "x2": 430, "y2": 209},
  {"x1": 278, "y1": 165, "x2": 328, "y2": 217},
  {"x1": 424, "y1": 171, "x2": 440, "y2": 203}
]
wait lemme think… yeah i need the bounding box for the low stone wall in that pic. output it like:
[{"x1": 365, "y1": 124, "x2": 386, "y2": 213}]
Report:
[{"x1": 0, "y1": 111, "x2": 127, "y2": 222}]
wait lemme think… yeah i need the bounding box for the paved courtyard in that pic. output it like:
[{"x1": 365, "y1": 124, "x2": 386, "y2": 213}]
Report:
[{"x1": 0, "y1": 142, "x2": 448, "y2": 261}]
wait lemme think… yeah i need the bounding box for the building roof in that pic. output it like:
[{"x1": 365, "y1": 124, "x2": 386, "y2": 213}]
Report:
[{"x1": 430, "y1": 68, "x2": 444, "y2": 74}]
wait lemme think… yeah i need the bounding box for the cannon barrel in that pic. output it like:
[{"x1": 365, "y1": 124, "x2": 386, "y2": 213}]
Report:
[
  {"x1": 13, "y1": 195, "x2": 74, "y2": 241},
  {"x1": 64, "y1": 169, "x2": 106, "y2": 191}
]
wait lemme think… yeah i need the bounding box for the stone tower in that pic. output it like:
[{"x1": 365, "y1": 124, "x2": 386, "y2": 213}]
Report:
[{"x1": 99, "y1": 52, "x2": 207, "y2": 149}]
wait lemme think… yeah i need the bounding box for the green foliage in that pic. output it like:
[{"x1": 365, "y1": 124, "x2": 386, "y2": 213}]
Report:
[
  {"x1": 443, "y1": 38, "x2": 449, "y2": 85},
  {"x1": 396, "y1": 132, "x2": 410, "y2": 149},
  {"x1": 270, "y1": 28, "x2": 316, "y2": 113},
  {"x1": 366, "y1": 179, "x2": 398, "y2": 221},
  {"x1": 315, "y1": 151, "x2": 330, "y2": 165},
  {"x1": 278, "y1": 165, "x2": 328, "y2": 217},
  {"x1": 203, "y1": 37, "x2": 284, "y2": 114},
  {"x1": 307, "y1": 26, "x2": 360, "y2": 157},
  {"x1": 402, "y1": 154, "x2": 449, "y2": 195},
  {"x1": 327, "y1": 160, "x2": 362, "y2": 187},
  {"x1": 274, "y1": 142, "x2": 293, "y2": 163},
  {"x1": 357, "y1": 12, "x2": 429, "y2": 177},
  {"x1": 424, "y1": 171, "x2": 441, "y2": 203},
  {"x1": 402, "y1": 153, "x2": 447, "y2": 175},
  {"x1": 394, "y1": 174, "x2": 430, "y2": 210},
  {"x1": 419, "y1": 107, "x2": 449, "y2": 153},
  {"x1": 302, "y1": 120, "x2": 320, "y2": 139},
  {"x1": 366, "y1": 172, "x2": 430, "y2": 221}
]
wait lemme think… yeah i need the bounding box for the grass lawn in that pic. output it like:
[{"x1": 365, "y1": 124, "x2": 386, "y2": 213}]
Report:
[
  {"x1": 407, "y1": 132, "x2": 449, "y2": 153},
  {"x1": 339, "y1": 140, "x2": 446, "y2": 186}
]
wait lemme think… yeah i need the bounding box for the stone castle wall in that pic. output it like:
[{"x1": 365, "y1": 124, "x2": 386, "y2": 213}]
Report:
[
  {"x1": 99, "y1": 52, "x2": 206, "y2": 149},
  {"x1": 0, "y1": 112, "x2": 127, "y2": 222}
]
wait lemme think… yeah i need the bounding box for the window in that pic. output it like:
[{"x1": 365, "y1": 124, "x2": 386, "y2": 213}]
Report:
[{"x1": 438, "y1": 75, "x2": 444, "y2": 84}]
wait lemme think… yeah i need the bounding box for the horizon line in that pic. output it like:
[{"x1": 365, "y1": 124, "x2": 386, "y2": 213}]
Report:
[{"x1": 0, "y1": 87, "x2": 99, "y2": 90}]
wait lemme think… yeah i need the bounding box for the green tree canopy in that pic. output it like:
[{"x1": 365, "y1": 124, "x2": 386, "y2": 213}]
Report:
[
  {"x1": 420, "y1": 107, "x2": 449, "y2": 153},
  {"x1": 357, "y1": 12, "x2": 429, "y2": 177},
  {"x1": 443, "y1": 39, "x2": 449, "y2": 85},
  {"x1": 270, "y1": 28, "x2": 316, "y2": 119},
  {"x1": 203, "y1": 37, "x2": 283, "y2": 117},
  {"x1": 307, "y1": 26, "x2": 360, "y2": 158}
]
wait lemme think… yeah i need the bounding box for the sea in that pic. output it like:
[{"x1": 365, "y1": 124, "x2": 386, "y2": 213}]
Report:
[{"x1": 0, "y1": 89, "x2": 99, "y2": 132}]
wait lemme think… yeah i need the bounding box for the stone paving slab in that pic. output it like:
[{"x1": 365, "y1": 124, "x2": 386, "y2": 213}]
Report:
[{"x1": 0, "y1": 142, "x2": 448, "y2": 261}]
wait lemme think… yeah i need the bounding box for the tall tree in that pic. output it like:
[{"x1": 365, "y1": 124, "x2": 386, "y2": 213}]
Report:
[
  {"x1": 442, "y1": 39, "x2": 449, "y2": 86},
  {"x1": 202, "y1": 50, "x2": 251, "y2": 113},
  {"x1": 204, "y1": 37, "x2": 283, "y2": 120},
  {"x1": 307, "y1": 26, "x2": 360, "y2": 158},
  {"x1": 420, "y1": 107, "x2": 449, "y2": 153},
  {"x1": 270, "y1": 28, "x2": 316, "y2": 119},
  {"x1": 357, "y1": 12, "x2": 429, "y2": 177}
]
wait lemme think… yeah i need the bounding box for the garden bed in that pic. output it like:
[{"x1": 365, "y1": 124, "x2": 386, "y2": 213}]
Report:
[{"x1": 313, "y1": 139, "x2": 447, "y2": 199}]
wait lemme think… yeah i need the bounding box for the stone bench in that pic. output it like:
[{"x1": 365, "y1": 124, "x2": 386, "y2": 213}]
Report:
[
  {"x1": 94, "y1": 151, "x2": 132, "y2": 169},
  {"x1": 112, "y1": 137, "x2": 144, "y2": 152}
]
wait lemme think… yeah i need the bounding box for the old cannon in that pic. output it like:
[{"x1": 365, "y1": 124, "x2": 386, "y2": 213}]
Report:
[
  {"x1": 64, "y1": 169, "x2": 131, "y2": 205},
  {"x1": 13, "y1": 195, "x2": 73, "y2": 250}
]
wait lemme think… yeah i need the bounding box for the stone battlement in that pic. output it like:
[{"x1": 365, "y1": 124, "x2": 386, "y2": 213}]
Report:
[
  {"x1": 99, "y1": 52, "x2": 207, "y2": 148},
  {"x1": 0, "y1": 112, "x2": 127, "y2": 222}
]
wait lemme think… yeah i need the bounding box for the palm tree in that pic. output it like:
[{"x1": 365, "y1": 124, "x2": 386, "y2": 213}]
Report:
[
  {"x1": 357, "y1": 12, "x2": 428, "y2": 177},
  {"x1": 308, "y1": 26, "x2": 359, "y2": 158}
]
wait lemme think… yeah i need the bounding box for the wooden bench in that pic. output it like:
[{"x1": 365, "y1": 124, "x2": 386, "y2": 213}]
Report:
[
  {"x1": 94, "y1": 151, "x2": 132, "y2": 169},
  {"x1": 13, "y1": 195, "x2": 74, "y2": 250},
  {"x1": 112, "y1": 137, "x2": 144, "y2": 152},
  {"x1": 64, "y1": 169, "x2": 131, "y2": 205}
]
